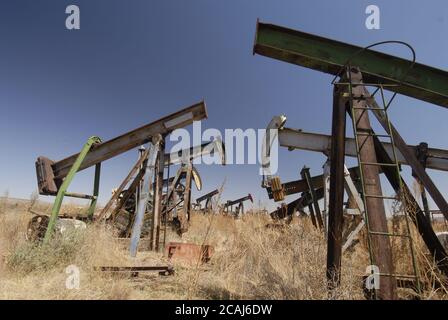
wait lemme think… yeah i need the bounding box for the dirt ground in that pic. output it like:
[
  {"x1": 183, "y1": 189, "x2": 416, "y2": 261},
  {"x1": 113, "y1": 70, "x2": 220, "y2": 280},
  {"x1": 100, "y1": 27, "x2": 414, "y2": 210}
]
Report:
[{"x1": 0, "y1": 196, "x2": 447, "y2": 300}]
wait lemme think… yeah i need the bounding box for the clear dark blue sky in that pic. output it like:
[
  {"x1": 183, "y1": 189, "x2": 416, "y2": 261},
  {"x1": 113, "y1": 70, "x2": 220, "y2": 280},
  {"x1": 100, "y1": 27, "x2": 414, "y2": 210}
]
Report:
[{"x1": 1, "y1": 0, "x2": 447, "y2": 210}]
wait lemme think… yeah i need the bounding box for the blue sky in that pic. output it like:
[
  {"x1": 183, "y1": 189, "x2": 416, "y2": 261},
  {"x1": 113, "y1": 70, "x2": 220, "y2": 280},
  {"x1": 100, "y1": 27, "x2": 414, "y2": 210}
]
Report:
[{"x1": 0, "y1": 0, "x2": 447, "y2": 211}]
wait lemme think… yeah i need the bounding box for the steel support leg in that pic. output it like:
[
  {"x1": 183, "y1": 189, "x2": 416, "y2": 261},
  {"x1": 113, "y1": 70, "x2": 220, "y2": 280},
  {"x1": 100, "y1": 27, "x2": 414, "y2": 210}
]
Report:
[
  {"x1": 43, "y1": 136, "x2": 101, "y2": 244},
  {"x1": 371, "y1": 135, "x2": 448, "y2": 276},
  {"x1": 151, "y1": 137, "x2": 165, "y2": 252},
  {"x1": 130, "y1": 140, "x2": 159, "y2": 257},
  {"x1": 326, "y1": 84, "x2": 347, "y2": 290},
  {"x1": 302, "y1": 166, "x2": 324, "y2": 229},
  {"x1": 184, "y1": 162, "x2": 193, "y2": 223},
  {"x1": 350, "y1": 69, "x2": 397, "y2": 299},
  {"x1": 322, "y1": 160, "x2": 331, "y2": 233},
  {"x1": 87, "y1": 163, "x2": 101, "y2": 220},
  {"x1": 365, "y1": 87, "x2": 448, "y2": 220},
  {"x1": 307, "y1": 201, "x2": 318, "y2": 228}
]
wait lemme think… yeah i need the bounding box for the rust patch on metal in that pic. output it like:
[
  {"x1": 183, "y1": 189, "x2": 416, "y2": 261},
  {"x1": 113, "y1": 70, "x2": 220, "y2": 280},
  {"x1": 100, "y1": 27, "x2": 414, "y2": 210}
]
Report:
[{"x1": 165, "y1": 242, "x2": 213, "y2": 264}]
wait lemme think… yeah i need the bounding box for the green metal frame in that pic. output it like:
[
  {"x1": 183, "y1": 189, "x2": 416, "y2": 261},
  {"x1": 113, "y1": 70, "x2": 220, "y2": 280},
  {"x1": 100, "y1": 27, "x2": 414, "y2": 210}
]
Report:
[
  {"x1": 253, "y1": 21, "x2": 448, "y2": 108},
  {"x1": 43, "y1": 136, "x2": 102, "y2": 243}
]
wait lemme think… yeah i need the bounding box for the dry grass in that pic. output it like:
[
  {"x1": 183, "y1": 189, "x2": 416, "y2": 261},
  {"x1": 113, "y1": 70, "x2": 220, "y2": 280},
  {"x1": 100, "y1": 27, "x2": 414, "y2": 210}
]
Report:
[{"x1": 0, "y1": 196, "x2": 447, "y2": 300}]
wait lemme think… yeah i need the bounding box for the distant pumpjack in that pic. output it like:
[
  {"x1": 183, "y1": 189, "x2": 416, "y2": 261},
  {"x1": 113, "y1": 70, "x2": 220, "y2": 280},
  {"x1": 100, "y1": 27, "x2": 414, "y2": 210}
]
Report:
[
  {"x1": 223, "y1": 194, "x2": 254, "y2": 217},
  {"x1": 195, "y1": 189, "x2": 219, "y2": 213}
]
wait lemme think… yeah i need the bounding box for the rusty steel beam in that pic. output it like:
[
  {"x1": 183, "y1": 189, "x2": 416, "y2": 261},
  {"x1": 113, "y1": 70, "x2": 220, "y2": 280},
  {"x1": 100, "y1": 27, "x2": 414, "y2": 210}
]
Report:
[
  {"x1": 96, "y1": 265, "x2": 174, "y2": 276},
  {"x1": 369, "y1": 130, "x2": 448, "y2": 276},
  {"x1": 326, "y1": 84, "x2": 347, "y2": 290},
  {"x1": 364, "y1": 88, "x2": 448, "y2": 220},
  {"x1": 196, "y1": 189, "x2": 219, "y2": 204},
  {"x1": 301, "y1": 166, "x2": 324, "y2": 229},
  {"x1": 109, "y1": 164, "x2": 147, "y2": 223},
  {"x1": 37, "y1": 101, "x2": 207, "y2": 195},
  {"x1": 97, "y1": 148, "x2": 150, "y2": 221},
  {"x1": 253, "y1": 21, "x2": 448, "y2": 108},
  {"x1": 270, "y1": 188, "x2": 324, "y2": 220},
  {"x1": 183, "y1": 163, "x2": 193, "y2": 223},
  {"x1": 413, "y1": 143, "x2": 432, "y2": 222},
  {"x1": 164, "y1": 165, "x2": 201, "y2": 210},
  {"x1": 349, "y1": 68, "x2": 396, "y2": 299},
  {"x1": 265, "y1": 167, "x2": 361, "y2": 199},
  {"x1": 54, "y1": 102, "x2": 207, "y2": 179}
]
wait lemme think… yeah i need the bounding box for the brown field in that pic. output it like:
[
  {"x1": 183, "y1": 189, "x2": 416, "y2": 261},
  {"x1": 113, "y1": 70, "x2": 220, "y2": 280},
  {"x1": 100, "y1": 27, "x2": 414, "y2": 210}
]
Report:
[{"x1": 0, "y1": 196, "x2": 447, "y2": 300}]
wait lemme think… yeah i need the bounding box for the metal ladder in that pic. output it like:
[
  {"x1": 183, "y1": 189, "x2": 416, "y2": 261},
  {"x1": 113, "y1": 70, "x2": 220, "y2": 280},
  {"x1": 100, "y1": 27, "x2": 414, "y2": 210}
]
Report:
[{"x1": 346, "y1": 75, "x2": 421, "y2": 298}]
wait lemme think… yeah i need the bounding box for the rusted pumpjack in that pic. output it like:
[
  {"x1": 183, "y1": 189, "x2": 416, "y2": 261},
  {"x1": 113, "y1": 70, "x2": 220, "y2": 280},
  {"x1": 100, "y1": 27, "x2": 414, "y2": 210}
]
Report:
[
  {"x1": 254, "y1": 20, "x2": 448, "y2": 299},
  {"x1": 99, "y1": 138, "x2": 225, "y2": 256},
  {"x1": 194, "y1": 189, "x2": 219, "y2": 213},
  {"x1": 223, "y1": 194, "x2": 254, "y2": 217},
  {"x1": 34, "y1": 101, "x2": 225, "y2": 257},
  {"x1": 110, "y1": 159, "x2": 203, "y2": 238}
]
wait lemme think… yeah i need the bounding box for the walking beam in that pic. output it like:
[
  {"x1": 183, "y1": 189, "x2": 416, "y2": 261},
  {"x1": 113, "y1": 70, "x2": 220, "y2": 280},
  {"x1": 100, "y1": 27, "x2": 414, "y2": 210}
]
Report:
[
  {"x1": 196, "y1": 189, "x2": 219, "y2": 205},
  {"x1": 253, "y1": 21, "x2": 448, "y2": 108},
  {"x1": 36, "y1": 101, "x2": 207, "y2": 195},
  {"x1": 277, "y1": 128, "x2": 448, "y2": 172}
]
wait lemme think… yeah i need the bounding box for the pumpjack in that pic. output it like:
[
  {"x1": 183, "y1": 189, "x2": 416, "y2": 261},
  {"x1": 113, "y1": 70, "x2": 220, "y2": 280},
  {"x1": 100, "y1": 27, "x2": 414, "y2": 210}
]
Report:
[
  {"x1": 194, "y1": 189, "x2": 220, "y2": 213},
  {"x1": 34, "y1": 101, "x2": 226, "y2": 256},
  {"x1": 223, "y1": 194, "x2": 254, "y2": 217},
  {"x1": 254, "y1": 20, "x2": 448, "y2": 299}
]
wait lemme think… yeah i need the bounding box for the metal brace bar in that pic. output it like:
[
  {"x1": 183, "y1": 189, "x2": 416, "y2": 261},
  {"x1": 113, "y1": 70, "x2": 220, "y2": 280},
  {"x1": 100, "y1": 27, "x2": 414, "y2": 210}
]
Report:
[
  {"x1": 364, "y1": 87, "x2": 448, "y2": 220},
  {"x1": 129, "y1": 140, "x2": 160, "y2": 257},
  {"x1": 43, "y1": 136, "x2": 102, "y2": 243}
]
